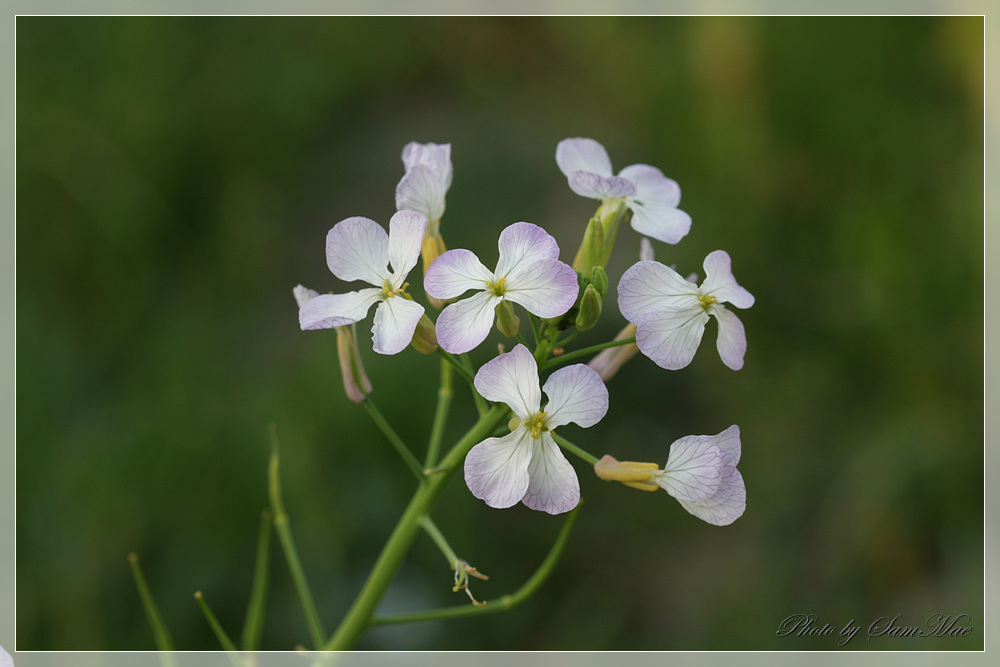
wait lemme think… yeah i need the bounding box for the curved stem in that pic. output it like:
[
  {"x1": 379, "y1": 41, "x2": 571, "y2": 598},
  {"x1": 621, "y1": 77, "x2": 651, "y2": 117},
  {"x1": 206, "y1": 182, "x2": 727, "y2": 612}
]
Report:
[
  {"x1": 362, "y1": 398, "x2": 425, "y2": 481},
  {"x1": 541, "y1": 336, "x2": 636, "y2": 369},
  {"x1": 436, "y1": 347, "x2": 475, "y2": 385},
  {"x1": 551, "y1": 432, "x2": 599, "y2": 466}
]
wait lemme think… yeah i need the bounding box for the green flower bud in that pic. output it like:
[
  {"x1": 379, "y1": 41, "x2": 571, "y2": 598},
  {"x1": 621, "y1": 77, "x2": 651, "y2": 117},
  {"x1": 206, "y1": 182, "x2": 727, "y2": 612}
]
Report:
[
  {"x1": 591, "y1": 266, "x2": 609, "y2": 299},
  {"x1": 574, "y1": 284, "x2": 603, "y2": 332},
  {"x1": 410, "y1": 314, "x2": 438, "y2": 354},
  {"x1": 495, "y1": 300, "x2": 521, "y2": 338}
]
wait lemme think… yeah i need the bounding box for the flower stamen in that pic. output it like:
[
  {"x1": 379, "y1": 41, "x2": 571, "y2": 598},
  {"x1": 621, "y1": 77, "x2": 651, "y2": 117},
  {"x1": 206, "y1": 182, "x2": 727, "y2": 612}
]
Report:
[{"x1": 698, "y1": 294, "x2": 718, "y2": 310}]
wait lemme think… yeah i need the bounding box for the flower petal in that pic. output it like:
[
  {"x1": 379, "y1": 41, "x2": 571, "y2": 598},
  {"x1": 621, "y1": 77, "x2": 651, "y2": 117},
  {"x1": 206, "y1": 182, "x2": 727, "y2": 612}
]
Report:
[
  {"x1": 635, "y1": 304, "x2": 709, "y2": 370},
  {"x1": 504, "y1": 259, "x2": 579, "y2": 318},
  {"x1": 628, "y1": 202, "x2": 692, "y2": 245},
  {"x1": 542, "y1": 364, "x2": 609, "y2": 429},
  {"x1": 326, "y1": 217, "x2": 389, "y2": 285},
  {"x1": 299, "y1": 289, "x2": 382, "y2": 330},
  {"x1": 701, "y1": 250, "x2": 755, "y2": 309},
  {"x1": 473, "y1": 343, "x2": 540, "y2": 419},
  {"x1": 435, "y1": 290, "x2": 501, "y2": 354},
  {"x1": 617, "y1": 260, "x2": 698, "y2": 323},
  {"x1": 709, "y1": 425, "x2": 741, "y2": 466},
  {"x1": 424, "y1": 249, "x2": 493, "y2": 300},
  {"x1": 677, "y1": 466, "x2": 746, "y2": 526},
  {"x1": 618, "y1": 164, "x2": 682, "y2": 207},
  {"x1": 395, "y1": 165, "x2": 446, "y2": 222},
  {"x1": 371, "y1": 296, "x2": 424, "y2": 355},
  {"x1": 639, "y1": 238, "x2": 655, "y2": 262},
  {"x1": 386, "y1": 210, "x2": 427, "y2": 282},
  {"x1": 464, "y1": 427, "x2": 533, "y2": 509},
  {"x1": 401, "y1": 141, "x2": 452, "y2": 190},
  {"x1": 556, "y1": 137, "x2": 614, "y2": 177},
  {"x1": 293, "y1": 284, "x2": 320, "y2": 308},
  {"x1": 658, "y1": 436, "x2": 724, "y2": 501},
  {"x1": 712, "y1": 305, "x2": 748, "y2": 370},
  {"x1": 494, "y1": 222, "x2": 560, "y2": 278},
  {"x1": 567, "y1": 171, "x2": 637, "y2": 200},
  {"x1": 522, "y1": 433, "x2": 580, "y2": 514}
]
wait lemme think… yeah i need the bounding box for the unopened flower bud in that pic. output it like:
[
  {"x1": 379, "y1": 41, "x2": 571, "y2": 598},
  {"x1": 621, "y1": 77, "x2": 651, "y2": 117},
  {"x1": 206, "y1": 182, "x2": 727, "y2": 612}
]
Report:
[
  {"x1": 410, "y1": 313, "x2": 438, "y2": 354},
  {"x1": 574, "y1": 284, "x2": 602, "y2": 332},
  {"x1": 336, "y1": 325, "x2": 372, "y2": 403},
  {"x1": 594, "y1": 455, "x2": 660, "y2": 492},
  {"x1": 495, "y1": 299, "x2": 521, "y2": 338},
  {"x1": 591, "y1": 266, "x2": 608, "y2": 299},
  {"x1": 587, "y1": 324, "x2": 639, "y2": 382}
]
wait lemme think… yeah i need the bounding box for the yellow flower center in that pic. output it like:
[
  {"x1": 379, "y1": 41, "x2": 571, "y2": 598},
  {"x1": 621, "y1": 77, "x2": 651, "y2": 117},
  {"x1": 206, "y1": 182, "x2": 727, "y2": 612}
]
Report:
[
  {"x1": 382, "y1": 279, "x2": 408, "y2": 299},
  {"x1": 525, "y1": 411, "x2": 548, "y2": 439},
  {"x1": 698, "y1": 294, "x2": 718, "y2": 310},
  {"x1": 485, "y1": 277, "x2": 507, "y2": 297}
]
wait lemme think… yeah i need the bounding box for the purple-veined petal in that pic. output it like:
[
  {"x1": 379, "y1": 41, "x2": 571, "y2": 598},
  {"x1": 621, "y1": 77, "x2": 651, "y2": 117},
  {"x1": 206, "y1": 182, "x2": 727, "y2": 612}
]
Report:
[
  {"x1": 435, "y1": 290, "x2": 501, "y2": 355},
  {"x1": 701, "y1": 250, "x2": 755, "y2": 309},
  {"x1": 712, "y1": 305, "x2": 748, "y2": 370},
  {"x1": 299, "y1": 289, "x2": 382, "y2": 330},
  {"x1": 494, "y1": 222, "x2": 561, "y2": 278},
  {"x1": 618, "y1": 164, "x2": 682, "y2": 207},
  {"x1": 326, "y1": 217, "x2": 389, "y2": 286},
  {"x1": 522, "y1": 433, "x2": 580, "y2": 514},
  {"x1": 401, "y1": 141, "x2": 453, "y2": 190},
  {"x1": 293, "y1": 284, "x2": 320, "y2": 308},
  {"x1": 464, "y1": 427, "x2": 533, "y2": 509},
  {"x1": 424, "y1": 249, "x2": 493, "y2": 300},
  {"x1": 556, "y1": 137, "x2": 614, "y2": 177},
  {"x1": 709, "y1": 425, "x2": 741, "y2": 466},
  {"x1": 395, "y1": 165, "x2": 446, "y2": 222},
  {"x1": 635, "y1": 304, "x2": 709, "y2": 370},
  {"x1": 658, "y1": 436, "x2": 724, "y2": 501},
  {"x1": 371, "y1": 296, "x2": 424, "y2": 355},
  {"x1": 386, "y1": 210, "x2": 427, "y2": 283},
  {"x1": 542, "y1": 364, "x2": 609, "y2": 429},
  {"x1": 617, "y1": 260, "x2": 698, "y2": 323},
  {"x1": 567, "y1": 171, "x2": 637, "y2": 200},
  {"x1": 473, "y1": 343, "x2": 540, "y2": 419},
  {"x1": 677, "y1": 465, "x2": 746, "y2": 526},
  {"x1": 628, "y1": 202, "x2": 692, "y2": 245},
  {"x1": 504, "y1": 259, "x2": 579, "y2": 318}
]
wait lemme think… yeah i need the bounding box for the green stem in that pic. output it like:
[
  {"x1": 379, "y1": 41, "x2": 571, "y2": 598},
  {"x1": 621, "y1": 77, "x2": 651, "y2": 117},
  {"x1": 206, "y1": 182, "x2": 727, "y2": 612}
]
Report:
[
  {"x1": 371, "y1": 502, "x2": 581, "y2": 625},
  {"x1": 424, "y1": 360, "x2": 453, "y2": 469},
  {"x1": 551, "y1": 432, "x2": 600, "y2": 466},
  {"x1": 541, "y1": 336, "x2": 636, "y2": 369},
  {"x1": 515, "y1": 331, "x2": 531, "y2": 349},
  {"x1": 324, "y1": 404, "x2": 509, "y2": 650},
  {"x1": 362, "y1": 398, "x2": 425, "y2": 481},
  {"x1": 268, "y1": 425, "x2": 327, "y2": 649},
  {"x1": 194, "y1": 592, "x2": 242, "y2": 663},
  {"x1": 418, "y1": 516, "x2": 458, "y2": 567},
  {"x1": 460, "y1": 353, "x2": 490, "y2": 416},
  {"x1": 128, "y1": 553, "x2": 176, "y2": 655},
  {"x1": 436, "y1": 346, "x2": 475, "y2": 385},
  {"x1": 240, "y1": 509, "x2": 271, "y2": 652}
]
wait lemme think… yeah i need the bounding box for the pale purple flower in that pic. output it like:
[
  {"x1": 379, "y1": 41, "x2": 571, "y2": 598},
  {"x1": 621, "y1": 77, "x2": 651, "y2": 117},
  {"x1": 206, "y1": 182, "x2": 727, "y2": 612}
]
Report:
[
  {"x1": 425, "y1": 222, "x2": 579, "y2": 354},
  {"x1": 556, "y1": 137, "x2": 691, "y2": 245},
  {"x1": 395, "y1": 142, "x2": 452, "y2": 223},
  {"x1": 654, "y1": 426, "x2": 746, "y2": 526},
  {"x1": 617, "y1": 250, "x2": 755, "y2": 370},
  {"x1": 0, "y1": 644, "x2": 12, "y2": 667},
  {"x1": 464, "y1": 344, "x2": 609, "y2": 514},
  {"x1": 299, "y1": 211, "x2": 428, "y2": 355}
]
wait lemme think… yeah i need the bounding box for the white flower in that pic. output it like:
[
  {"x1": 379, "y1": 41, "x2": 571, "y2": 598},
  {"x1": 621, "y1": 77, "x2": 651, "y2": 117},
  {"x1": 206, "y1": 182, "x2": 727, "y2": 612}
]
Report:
[
  {"x1": 617, "y1": 250, "x2": 754, "y2": 370},
  {"x1": 299, "y1": 211, "x2": 427, "y2": 355},
  {"x1": 395, "y1": 141, "x2": 452, "y2": 223},
  {"x1": 556, "y1": 137, "x2": 691, "y2": 245},
  {"x1": 654, "y1": 426, "x2": 746, "y2": 526},
  {"x1": 424, "y1": 222, "x2": 579, "y2": 354},
  {"x1": 464, "y1": 344, "x2": 609, "y2": 515}
]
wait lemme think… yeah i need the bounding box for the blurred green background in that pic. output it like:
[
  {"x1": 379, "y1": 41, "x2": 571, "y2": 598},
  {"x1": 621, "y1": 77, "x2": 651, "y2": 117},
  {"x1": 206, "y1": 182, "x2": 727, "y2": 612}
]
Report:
[{"x1": 16, "y1": 16, "x2": 983, "y2": 650}]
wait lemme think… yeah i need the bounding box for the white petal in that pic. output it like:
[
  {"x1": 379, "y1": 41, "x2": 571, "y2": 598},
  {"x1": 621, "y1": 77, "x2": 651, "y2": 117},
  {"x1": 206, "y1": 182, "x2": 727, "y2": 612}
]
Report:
[
  {"x1": 464, "y1": 428, "x2": 533, "y2": 509},
  {"x1": 556, "y1": 137, "x2": 614, "y2": 177},
  {"x1": 473, "y1": 343, "x2": 540, "y2": 419},
  {"x1": 628, "y1": 202, "x2": 692, "y2": 245},
  {"x1": 395, "y1": 165, "x2": 445, "y2": 221},
  {"x1": 658, "y1": 436, "x2": 724, "y2": 501},
  {"x1": 435, "y1": 290, "x2": 501, "y2": 355},
  {"x1": 635, "y1": 304, "x2": 709, "y2": 370},
  {"x1": 401, "y1": 141, "x2": 453, "y2": 190},
  {"x1": 504, "y1": 259, "x2": 579, "y2": 318},
  {"x1": 326, "y1": 217, "x2": 389, "y2": 286},
  {"x1": 639, "y1": 238, "x2": 655, "y2": 262},
  {"x1": 617, "y1": 260, "x2": 698, "y2": 323},
  {"x1": 712, "y1": 305, "x2": 748, "y2": 371},
  {"x1": 424, "y1": 249, "x2": 493, "y2": 300},
  {"x1": 371, "y1": 296, "x2": 424, "y2": 355},
  {"x1": 299, "y1": 289, "x2": 382, "y2": 330},
  {"x1": 701, "y1": 250, "x2": 755, "y2": 309},
  {"x1": 542, "y1": 364, "x2": 609, "y2": 429},
  {"x1": 618, "y1": 164, "x2": 681, "y2": 207},
  {"x1": 494, "y1": 222, "x2": 560, "y2": 278},
  {"x1": 386, "y1": 210, "x2": 427, "y2": 283},
  {"x1": 522, "y1": 433, "x2": 580, "y2": 514},
  {"x1": 677, "y1": 466, "x2": 746, "y2": 526},
  {"x1": 293, "y1": 284, "x2": 320, "y2": 308},
  {"x1": 567, "y1": 171, "x2": 637, "y2": 200},
  {"x1": 709, "y1": 425, "x2": 741, "y2": 466}
]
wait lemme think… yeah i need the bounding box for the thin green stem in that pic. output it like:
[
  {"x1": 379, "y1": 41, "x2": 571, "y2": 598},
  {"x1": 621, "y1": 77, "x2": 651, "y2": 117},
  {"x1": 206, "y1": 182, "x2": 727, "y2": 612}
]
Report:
[
  {"x1": 268, "y1": 425, "x2": 327, "y2": 650},
  {"x1": 240, "y1": 509, "x2": 271, "y2": 652},
  {"x1": 128, "y1": 553, "x2": 176, "y2": 656},
  {"x1": 362, "y1": 398, "x2": 424, "y2": 481},
  {"x1": 424, "y1": 359, "x2": 453, "y2": 469},
  {"x1": 194, "y1": 592, "x2": 242, "y2": 663},
  {"x1": 324, "y1": 405, "x2": 510, "y2": 650},
  {"x1": 515, "y1": 331, "x2": 531, "y2": 349},
  {"x1": 418, "y1": 516, "x2": 458, "y2": 567},
  {"x1": 371, "y1": 502, "x2": 581, "y2": 625},
  {"x1": 460, "y1": 353, "x2": 490, "y2": 416},
  {"x1": 528, "y1": 313, "x2": 541, "y2": 345},
  {"x1": 436, "y1": 346, "x2": 475, "y2": 385},
  {"x1": 554, "y1": 329, "x2": 581, "y2": 350},
  {"x1": 551, "y1": 432, "x2": 600, "y2": 466},
  {"x1": 541, "y1": 336, "x2": 636, "y2": 369}
]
